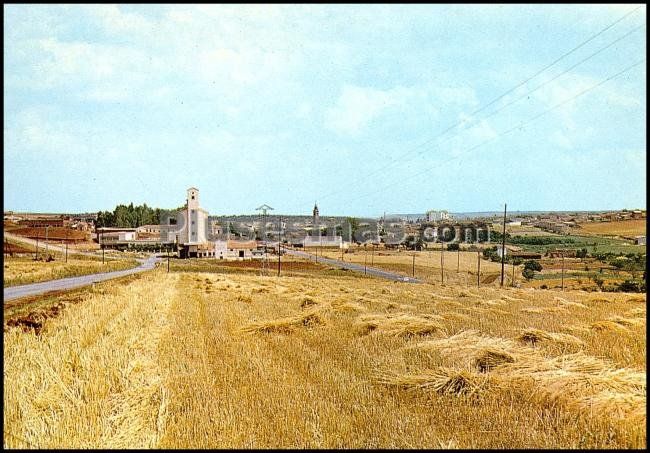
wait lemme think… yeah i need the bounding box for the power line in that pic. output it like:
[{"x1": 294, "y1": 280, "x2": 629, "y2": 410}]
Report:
[
  {"x1": 344, "y1": 58, "x2": 646, "y2": 207},
  {"x1": 389, "y1": 21, "x2": 647, "y2": 175},
  {"x1": 319, "y1": 4, "x2": 644, "y2": 202}
]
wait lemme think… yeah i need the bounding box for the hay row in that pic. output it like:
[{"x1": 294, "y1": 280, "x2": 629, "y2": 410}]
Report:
[
  {"x1": 517, "y1": 328, "x2": 585, "y2": 347},
  {"x1": 239, "y1": 306, "x2": 329, "y2": 334},
  {"x1": 354, "y1": 313, "x2": 445, "y2": 337}
]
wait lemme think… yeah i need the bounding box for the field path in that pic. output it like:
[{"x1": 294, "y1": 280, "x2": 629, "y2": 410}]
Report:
[{"x1": 3, "y1": 255, "x2": 160, "y2": 302}]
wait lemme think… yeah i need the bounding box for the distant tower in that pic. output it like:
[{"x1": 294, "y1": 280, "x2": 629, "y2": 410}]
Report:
[
  {"x1": 185, "y1": 187, "x2": 204, "y2": 244},
  {"x1": 313, "y1": 202, "x2": 320, "y2": 237}
]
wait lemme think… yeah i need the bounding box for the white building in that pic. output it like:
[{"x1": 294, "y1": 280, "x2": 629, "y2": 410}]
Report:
[
  {"x1": 214, "y1": 240, "x2": 261, "y2": 260},
  {"x1": 303, "y1": 235, "x2": 343, "y2": 248},
  {"x1": 165, "y1": 187, "x2": 211, "y2": 258},
  {"x1": 426, "y1": 210, "x2": 451, "y2": 222}
]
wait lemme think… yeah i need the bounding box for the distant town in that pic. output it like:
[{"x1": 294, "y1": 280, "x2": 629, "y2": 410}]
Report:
[{"x1": 4, "y1": 186, "x2": 646, "y2": 260}]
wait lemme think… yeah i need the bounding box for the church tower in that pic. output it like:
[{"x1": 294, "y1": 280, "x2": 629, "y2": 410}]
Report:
[{"x1": 312, "y1": 202, "x2": 320, "y2": 237}]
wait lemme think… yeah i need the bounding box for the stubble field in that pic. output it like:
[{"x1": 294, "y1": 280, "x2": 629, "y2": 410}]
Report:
[{"x1": 3, "y1": 266, "x2": 646, "y2": 448}]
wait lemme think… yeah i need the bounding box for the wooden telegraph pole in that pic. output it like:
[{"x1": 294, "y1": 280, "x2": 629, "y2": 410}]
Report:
[
  {"x1": 440, "y1": 240, "x2": 444, "y2": 284},
  {"x1": 364, "y1": 244, "x2": 368, "y2": 275},
  {"x1": 500, "y1": 203, "x2": 507, "y2": 287},
  {"x1": 562, "y1": 252, "x2": 564, "y2": 291},
  {"x1": 412, "y1": 253, "x2": 415, "y2": 277},
  {"x1": 477, "y1": 250, "x2": 481, "y2": 288}
]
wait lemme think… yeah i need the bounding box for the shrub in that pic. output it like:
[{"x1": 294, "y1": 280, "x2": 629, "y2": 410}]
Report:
[
  {"x1": 524, "y1": 260, "x2": 542, "y2": 272},
  {"x1": 522, "y1": 268, "x2": 536, "y2": 280}
]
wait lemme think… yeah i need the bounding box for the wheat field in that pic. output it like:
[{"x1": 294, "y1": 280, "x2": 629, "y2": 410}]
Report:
[
  {"x1": 577, "y1": 219, "x2": 646, "y2": 237},
  {"x1": 3, "y1": 267, "x2": 646, "y2": 448},
  {"x1": 3, "y1": 256, "x2": 139, "y2": 287}
]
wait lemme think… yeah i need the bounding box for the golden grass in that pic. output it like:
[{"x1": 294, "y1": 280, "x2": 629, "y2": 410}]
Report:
[
  {"x1": 239, "y1": 306, "x2": 329, "y2": 334},
  {"x1": 3, "y1": 268, "x2": 646, "y2": 448},
  {"x1": 577, "y1": 219, "x2": 646, "y2": 237},
  {"x1": 354, "y1": 313, "x2": 446, "y2": 337},
  {"x1": 517, "y1": 328, "x2": 585, "y2": 347},
  {"x1": 3, "y1": 256, "x2": 139, "y2": 287},
  {"x1": 375, "y1": 368, "x2": 490, "y2": 396}
]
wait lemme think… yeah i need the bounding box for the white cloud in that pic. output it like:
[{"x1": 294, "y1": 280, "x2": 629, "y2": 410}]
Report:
[{"x1": 324, "y1": 85, "x2": 411, "y2": 135}]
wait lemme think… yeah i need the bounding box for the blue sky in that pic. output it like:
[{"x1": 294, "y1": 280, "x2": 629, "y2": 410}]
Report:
[{"x1": 4, "y1": 4, "x2": 646, "y2": 217}]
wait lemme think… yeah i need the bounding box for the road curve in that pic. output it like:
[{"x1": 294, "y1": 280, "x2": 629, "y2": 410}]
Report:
[
  {"x1": 284, "y1": 249, "x2": 422, "y2": 283},
  {"x1": 4, "y1": 255, "x2": 161, "y2": 302}
]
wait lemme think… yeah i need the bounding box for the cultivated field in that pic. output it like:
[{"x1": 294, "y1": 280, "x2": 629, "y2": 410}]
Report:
[
  {"x1": 322, "y1": 249, "x2": 517, "y2": 286},
  {"x1": 4, "y1": 266, "x2": 646, "y2": 448},
  {"x1": 577, "y1": 219, "x2": 646, "y2": 238},
  {"x1": 3, "y1": 256, "x2": 140, "y2": 287}
]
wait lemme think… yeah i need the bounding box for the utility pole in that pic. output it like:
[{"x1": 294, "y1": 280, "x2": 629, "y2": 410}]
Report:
[
  {"x1": 500, "y1": 203, "x2": 507, "y2": 287},
  {"x1": 167, "y1": 245, "x2": 170, "y2": 273},
  {"x1": 457, "y1": 246, "x2": 460, "y2": 273},
  {"x1": 562, "y1": 252, "x2": 564, "y2": 291},
  {"x1": 256, "y1": 204, "x2": 274, "y2": 276},
  {"x1": 45, "y1": 225, "x2": 49, "y2": 259},
  {"x1": 65, "y1": 227, "x2": 69, "y2": 263},
  {"x1": 512, "y1": 261, "x2": 516, "y2": 287},
  {"x1": 35, "y1": 235, "x2": 39, "y2": 260},
  {"x1": 364, "y1": 244, "x2": 367, "y2": 275},
  {"x1": 101, "y1": 230, "x2": 105, "y2": 264},
  {"x1": 371, "y1": 244, "x2": 375, "y2": 266},
  {"x1": 440, "y1": 240, "x2": 444, "y2": 284},
  {"x1": 277, "y1": 216, "x2": 282, "y2": 277},
  {"x1": 412, "y1": 253, "x2": 415, "y2": 277},
  {"x1": 477, "y1": 250, "x2": 481, "y2": 288}
]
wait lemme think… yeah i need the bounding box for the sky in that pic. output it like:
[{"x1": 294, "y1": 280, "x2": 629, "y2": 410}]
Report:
[{"x1": 4, "y1": 4, "x2": 647, "y2": 217}]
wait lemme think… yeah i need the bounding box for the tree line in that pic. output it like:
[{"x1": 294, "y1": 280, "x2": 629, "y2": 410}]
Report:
[{"x1": 96, "y1": 203, "x2": 184, "y2": 228}]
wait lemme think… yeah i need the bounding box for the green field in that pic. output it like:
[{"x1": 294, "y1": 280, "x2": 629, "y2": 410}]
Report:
[{"x1": 514, "y1": 234, "x2": 644, "y2": 255}]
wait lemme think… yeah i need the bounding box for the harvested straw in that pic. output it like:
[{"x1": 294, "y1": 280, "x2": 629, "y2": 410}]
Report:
[
  {"x1": 517, "y1": 328, "x2": 585, "y2": 347},
  {"x1": 607, "y1": 316, "x2": 645, "y2": 327},
  {"x1": 627, "y1": 296, "x2": 645, "y2": 303},
  {"x1": 521, "y1": 306, "x2": 568, "y2": 314},
  {"x1": 501, "y1": 294, "x2": 524, "y2": 302},
  {"x1": 474, "y1": 349, "x2": 516, "y2": 373},
  {"x1": 300, "y1": 296, "x2": 318, "y2": 309},
  {"x1": 590, "y1": 321, "x2": 630, "y2": 333},
  {"x1": 625, "y1": 307, "x2": 646, "y2": 317},
  {"x1": 409, "y1": 330, "x2": 521, "y2": 356},
  {"x1": 236, "y1": 294, "x2": 253, "y2": 304},
  {"x1": 375, "y1": 367, "x2": 490, "y2": 396},
  {"x1": 354, "y1": 313, "x2": 445, "y2": 337},
  {"x1": 331, "y1": 300, "x2": 366, "y2": 312},
  {"x1": 554, "y1": 297, "x2": 588, "y2": 309},
  {"x1": 589, "y1": 297, "x2": 611, "y2": 304},
  {"x1": 239, "y1": 306, "x2": 328, "y2": 334}
]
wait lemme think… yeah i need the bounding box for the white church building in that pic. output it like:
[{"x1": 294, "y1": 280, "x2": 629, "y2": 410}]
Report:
[{"x1": 167, "y1": 187, "x2": 212, "y2": 258}]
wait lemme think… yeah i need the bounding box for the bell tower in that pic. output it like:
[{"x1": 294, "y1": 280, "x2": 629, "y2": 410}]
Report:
[{"x1": 312, "y1": 202, "x2": 320, "y2": 237}]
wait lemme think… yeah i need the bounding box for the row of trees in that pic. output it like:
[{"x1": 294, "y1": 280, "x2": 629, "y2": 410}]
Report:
[{"x1": 96, "y1": 203, "x2": 183, "y2": 228}]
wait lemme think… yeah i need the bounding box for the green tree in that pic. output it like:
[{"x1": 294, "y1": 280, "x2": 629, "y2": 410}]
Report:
[
  {"x1": 522, "y1": 268, "x2": 535, "y2": 280},
  {"x1": 524, "y1": 260, "x2": 543, "y2": 272}
]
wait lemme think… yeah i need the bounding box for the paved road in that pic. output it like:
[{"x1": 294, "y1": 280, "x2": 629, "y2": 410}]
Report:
[
  {"x1": 4, "y1": 255, "x2": 161, "y2": 302},
  {"x1": 284, "y1": 249, "x2": 422, "y2": 283}
]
